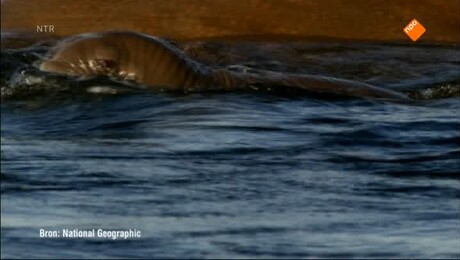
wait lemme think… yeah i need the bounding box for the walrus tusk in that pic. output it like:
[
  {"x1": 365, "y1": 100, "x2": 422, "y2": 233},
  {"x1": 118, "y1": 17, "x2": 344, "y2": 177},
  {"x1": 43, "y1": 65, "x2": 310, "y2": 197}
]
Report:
[{"x1": 39, "y1": 31, "x2": 410, "y2": 101}]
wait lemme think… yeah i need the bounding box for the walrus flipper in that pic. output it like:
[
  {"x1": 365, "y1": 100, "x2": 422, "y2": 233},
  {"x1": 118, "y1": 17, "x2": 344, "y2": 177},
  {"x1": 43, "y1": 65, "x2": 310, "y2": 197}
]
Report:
[{"x1": 244, "y1": 73, "x2": 410, "y2": 101}]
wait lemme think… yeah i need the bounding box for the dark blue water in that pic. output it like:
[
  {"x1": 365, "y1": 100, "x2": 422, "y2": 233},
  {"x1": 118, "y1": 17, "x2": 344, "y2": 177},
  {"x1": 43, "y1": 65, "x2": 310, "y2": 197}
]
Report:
[{"x1": 1, "y1": 39, "x2": 459, "y2": 258}]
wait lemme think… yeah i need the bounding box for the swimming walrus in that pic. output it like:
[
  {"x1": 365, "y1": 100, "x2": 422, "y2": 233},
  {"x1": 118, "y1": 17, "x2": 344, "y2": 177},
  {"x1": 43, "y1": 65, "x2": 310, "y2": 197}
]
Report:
[{"x1": 39, "y1": 31, "x2": 410, "y2": 101}]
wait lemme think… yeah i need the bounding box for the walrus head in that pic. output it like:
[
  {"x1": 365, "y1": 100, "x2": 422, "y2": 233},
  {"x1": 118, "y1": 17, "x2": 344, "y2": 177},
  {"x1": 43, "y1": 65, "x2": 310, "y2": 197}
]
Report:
[
  {"x1": 39, "y1": 34, "x2": 121, "y2": 77},
  {"x1": 38, "y1": 31, "x2": 213, "y2": 90}
]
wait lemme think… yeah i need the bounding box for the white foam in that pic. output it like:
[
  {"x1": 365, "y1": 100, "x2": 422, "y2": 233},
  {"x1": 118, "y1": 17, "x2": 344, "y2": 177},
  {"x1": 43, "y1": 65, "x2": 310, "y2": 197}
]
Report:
[{"x1": 86, "y1": 86, "x2": 119, "y2": 94}]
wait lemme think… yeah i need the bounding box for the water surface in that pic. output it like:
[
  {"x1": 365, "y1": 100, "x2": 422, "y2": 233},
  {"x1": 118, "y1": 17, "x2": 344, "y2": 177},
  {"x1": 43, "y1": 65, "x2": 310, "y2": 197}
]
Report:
[{"x1": 1, "y1": 37, "x2": 459, "y2": 258}]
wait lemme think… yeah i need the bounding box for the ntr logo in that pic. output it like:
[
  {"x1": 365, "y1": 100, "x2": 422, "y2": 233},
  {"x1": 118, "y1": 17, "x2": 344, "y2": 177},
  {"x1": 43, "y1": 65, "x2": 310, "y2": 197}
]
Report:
[{"x1": 37, "y1": 25, "x2": 55, "y2": 33}]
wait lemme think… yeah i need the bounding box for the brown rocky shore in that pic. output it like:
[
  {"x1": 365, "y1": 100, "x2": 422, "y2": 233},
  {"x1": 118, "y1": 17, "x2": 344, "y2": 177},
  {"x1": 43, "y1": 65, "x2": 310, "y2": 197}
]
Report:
[{"x1": 1, "y1": 0, "x2": 459, "y2": 47}]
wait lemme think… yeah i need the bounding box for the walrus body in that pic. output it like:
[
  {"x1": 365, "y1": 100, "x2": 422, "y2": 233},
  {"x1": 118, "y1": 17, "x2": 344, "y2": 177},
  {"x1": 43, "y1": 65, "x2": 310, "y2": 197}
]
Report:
[{"x1": 39, "y1": 31, "x2": 410, "y2": 101}]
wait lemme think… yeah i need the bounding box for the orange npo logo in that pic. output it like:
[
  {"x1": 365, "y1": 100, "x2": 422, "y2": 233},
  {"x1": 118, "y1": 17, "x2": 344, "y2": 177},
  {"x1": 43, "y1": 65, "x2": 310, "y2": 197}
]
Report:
[{"x1": 403, "y1": 19, "x2": 426, "y2": 42}]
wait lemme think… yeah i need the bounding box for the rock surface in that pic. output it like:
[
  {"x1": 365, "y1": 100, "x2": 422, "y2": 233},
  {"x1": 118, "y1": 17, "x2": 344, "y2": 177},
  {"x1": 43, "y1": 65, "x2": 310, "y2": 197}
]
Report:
[{"x1": 1, "y1": 0, "x2": 459, "y2": 45}]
